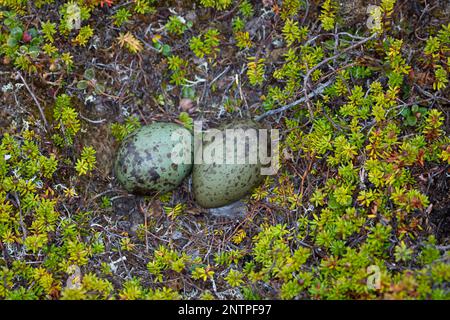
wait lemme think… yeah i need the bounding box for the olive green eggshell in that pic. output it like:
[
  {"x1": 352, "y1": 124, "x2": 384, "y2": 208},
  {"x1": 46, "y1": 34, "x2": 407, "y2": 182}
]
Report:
[
  {"x1": 114, "y1": 122, "x2": 193, "y2": 195},
  {"x1": 192, "y1": 119, "x2": 265, "y2": 208}
]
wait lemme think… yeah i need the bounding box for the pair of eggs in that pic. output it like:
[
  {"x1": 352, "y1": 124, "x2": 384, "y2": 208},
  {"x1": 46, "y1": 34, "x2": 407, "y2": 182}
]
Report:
[{"x1": 114, "y1": 119, "x2": 266, "y2": 208}]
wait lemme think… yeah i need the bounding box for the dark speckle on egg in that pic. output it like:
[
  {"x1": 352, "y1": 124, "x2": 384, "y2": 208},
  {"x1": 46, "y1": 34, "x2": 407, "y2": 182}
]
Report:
[
  {"x1": 192, "y1": 119, "x2": 265, "y2": 208},
  {"x1": 114, "y1": 122, "x2": 193, "y2": 195}
]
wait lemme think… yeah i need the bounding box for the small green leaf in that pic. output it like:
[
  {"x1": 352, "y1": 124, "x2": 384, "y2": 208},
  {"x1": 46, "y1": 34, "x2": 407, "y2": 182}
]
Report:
[
  {"x1": 153, "y1": 41, "x2": 161, "y2": 50},
  {"x1": 162, "y1": 44, "x2": 172, "y2": 57},
  {"x1": 406, "y1": 115, "x2": 417, "y2": 126},
  {"x1": 327, "y1": 195, "x2": 340, "y2": 209},
  {"x1": 29, "y1": 49, "x2": 40, "y2": 59},
  {"x1": 181, "y1": 86, "x2": 195, "y2": 99},
  {"x1": 95, "y1": 83, "x2": 105, "y2": 93},
  {"x1": 7, "y1": 36, "x2": 18, "y2": 47},
  {"x1": 400, "y1": 107, "x2": 410, "y2": 117},
  {"x1": 30, "y1": 37, "x2": 42, "y2": 46},
  {"x1": 28, "y1": 28, "x2": 38, "y2": 38},
  {"x1": 84, "y1": 68, "x2": 95, "y2": 80},
  {"x1": 10, "y1": 26, "x2": 23, "y2": 40},
  {"x1": 4, "y1": 17, "x2": 15, "y2": 27},
  {"x1": 179, "y1": 112, "x2": 193, "y2": 130},
  {"x1": 77, "y1": 80, "x2": 89, "y2": 90},
  {"x1": 418, "y1": 107, "x2": 427, "y2": 114}
]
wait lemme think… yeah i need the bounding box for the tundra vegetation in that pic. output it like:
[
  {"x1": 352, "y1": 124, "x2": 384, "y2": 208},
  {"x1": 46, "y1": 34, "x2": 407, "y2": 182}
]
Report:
[{"x1": 0, "y1": 0, "x2": 449, "y2": 300}]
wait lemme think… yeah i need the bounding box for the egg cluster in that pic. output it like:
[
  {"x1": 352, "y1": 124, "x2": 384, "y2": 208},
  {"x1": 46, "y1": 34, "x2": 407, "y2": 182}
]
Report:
[{"x1": 114, "y1": 119, "x2": 265, "y2": 208}]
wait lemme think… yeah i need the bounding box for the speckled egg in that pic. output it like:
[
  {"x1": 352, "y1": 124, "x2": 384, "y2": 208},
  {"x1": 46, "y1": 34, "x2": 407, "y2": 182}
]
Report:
[
  {"x1": 192, "y1": 119, "x2": 266, "y2": 208},
  {"x1": 114, "y1": 122, "x2": 193, "y2": 195}
]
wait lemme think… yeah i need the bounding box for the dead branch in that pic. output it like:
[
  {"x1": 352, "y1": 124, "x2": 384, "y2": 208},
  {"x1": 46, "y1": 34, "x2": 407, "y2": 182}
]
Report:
[{"x1": 17, "y1": 71, "x2": 49, "y2": 130}]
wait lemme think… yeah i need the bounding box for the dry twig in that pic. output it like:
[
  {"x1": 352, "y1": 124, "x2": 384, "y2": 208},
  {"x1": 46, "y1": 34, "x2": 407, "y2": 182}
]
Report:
[
  {"x1": 255, "y1": 33, "x2": 378, "y2": 122},
  {"x1": 17, "y1": 71, "x2": 49, "y2": 130}
]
